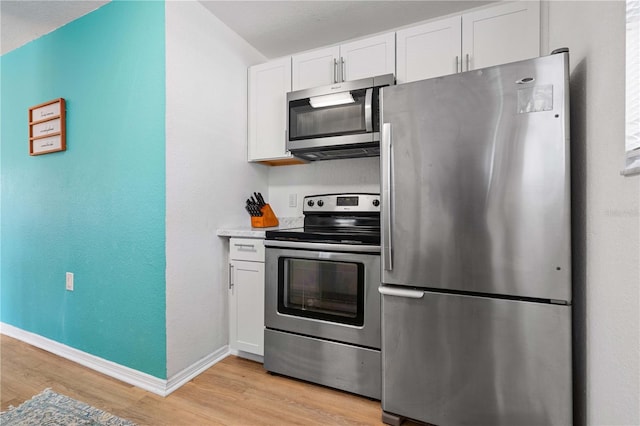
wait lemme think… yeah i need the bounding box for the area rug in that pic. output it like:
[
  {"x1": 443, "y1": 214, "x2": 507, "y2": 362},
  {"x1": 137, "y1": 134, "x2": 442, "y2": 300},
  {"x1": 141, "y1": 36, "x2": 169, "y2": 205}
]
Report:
[{"x1": 1, "y1": 388, "x2": 136, "y2": 425}]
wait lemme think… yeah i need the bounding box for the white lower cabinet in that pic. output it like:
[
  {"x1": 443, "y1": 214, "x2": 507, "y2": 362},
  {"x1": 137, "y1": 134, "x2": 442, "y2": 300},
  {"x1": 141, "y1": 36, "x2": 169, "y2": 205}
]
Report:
[{"x1": 228, "y1": 238, "x2": 265, "y2": 356}]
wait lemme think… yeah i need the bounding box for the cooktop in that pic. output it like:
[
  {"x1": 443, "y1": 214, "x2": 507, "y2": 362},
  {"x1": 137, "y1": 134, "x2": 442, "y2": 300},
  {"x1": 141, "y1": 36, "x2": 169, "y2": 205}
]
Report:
[{"x1": 265, "y1": 193, "x2": 380, "y2": 245}]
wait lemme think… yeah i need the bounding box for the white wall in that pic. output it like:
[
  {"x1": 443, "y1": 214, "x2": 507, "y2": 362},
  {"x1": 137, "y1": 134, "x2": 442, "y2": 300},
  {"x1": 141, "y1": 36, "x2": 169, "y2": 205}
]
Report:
[
  {"x1": 165, "y1": 1, "x2": 267, "y2": 377},
  {"x1": 545, "y1": 1, "x2": 640, "y2": 424},
  {"x1": 268, "y1": 156, "x2": 380, "y2": 216}
]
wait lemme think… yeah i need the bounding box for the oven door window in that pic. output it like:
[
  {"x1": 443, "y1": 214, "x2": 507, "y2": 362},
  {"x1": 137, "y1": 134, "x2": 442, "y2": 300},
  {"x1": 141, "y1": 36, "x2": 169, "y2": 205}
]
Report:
[
  {"x1": 278, "y1": 257, "x2": 364, "y2": 326},
  {"x1": 289, "y1": 89, "x2": 368, "y2": 140}
]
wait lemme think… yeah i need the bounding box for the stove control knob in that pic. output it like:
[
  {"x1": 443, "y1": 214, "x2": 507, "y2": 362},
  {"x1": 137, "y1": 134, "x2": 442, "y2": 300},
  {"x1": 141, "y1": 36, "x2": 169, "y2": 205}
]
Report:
[
  {"x1": 307, "y1": 200, "x2": 315, "y2": 207},
  {"x1": 317, "y1": 200, "x2": 324, "y2": 207},
  {"x1": 373, "y1": 199, "x2": 380, "y2": 207}
]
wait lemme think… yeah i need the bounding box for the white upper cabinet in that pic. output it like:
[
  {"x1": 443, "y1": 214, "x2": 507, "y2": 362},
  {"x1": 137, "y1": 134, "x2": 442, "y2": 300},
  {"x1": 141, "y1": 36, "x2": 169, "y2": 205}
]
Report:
[
  {"x1": 340, "y1": 32, "x2": 396, "y2": 82},
  {"x1": 292, "y1": 46, "x2": 340, "y2": 91},
  {"x1": 462, "y1": 1, "x2": 540, "y2": 71},
  {"x1": 247, "y1": 1, "x2": 541, "y2": 165},
  {"x1": 396, "y1": 16, "x2": 462, "y2": 83},
  {"x1": 248, "y1": 57, "x2": 297, "y2": 163},
  {"x1": 292, "y1": 32, "x2": 396, "y2": 91},
  {"x1": 396, "y1": 1, "x2": 540, "y2": 83}
]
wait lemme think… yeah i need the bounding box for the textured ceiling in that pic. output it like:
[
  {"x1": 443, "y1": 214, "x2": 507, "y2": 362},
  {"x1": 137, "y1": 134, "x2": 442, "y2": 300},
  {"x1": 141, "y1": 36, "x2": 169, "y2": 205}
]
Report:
[
  {"x1": 1, "y1": 0, "x2": 495, "y2": 58},
  {"x1": 0, "y1": 0, "x2": 109, "y2": 55},
  {"x1": 201, "y1": 1, "x2": 494, "y2": 59}
]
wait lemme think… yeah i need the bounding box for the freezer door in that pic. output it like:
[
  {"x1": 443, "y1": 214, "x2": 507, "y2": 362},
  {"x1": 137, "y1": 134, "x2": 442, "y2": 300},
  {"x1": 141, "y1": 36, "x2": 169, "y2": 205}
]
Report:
[
  {"x1": 380, "y1": 53, "x2": 571, "y2": 301},
  {"x1": 380, "y1": 288, "x2": 572, "y2": 425}
]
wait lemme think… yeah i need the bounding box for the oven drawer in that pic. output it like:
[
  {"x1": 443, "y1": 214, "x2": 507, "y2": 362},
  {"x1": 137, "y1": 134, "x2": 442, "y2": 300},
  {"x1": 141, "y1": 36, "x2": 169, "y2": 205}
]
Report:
[
  {"x1": 264, "y1": 329, "x2": 381, "y2": 399},
  {"x1": 230, "y1": 238, "x2": 265, "y2": 262}
]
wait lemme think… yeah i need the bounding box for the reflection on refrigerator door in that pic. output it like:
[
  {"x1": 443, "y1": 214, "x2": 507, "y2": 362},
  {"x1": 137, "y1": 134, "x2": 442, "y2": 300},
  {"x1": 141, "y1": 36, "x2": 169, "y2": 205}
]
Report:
[{"x1": 380, "y1": 288, "x2": 572, "y2": 426}]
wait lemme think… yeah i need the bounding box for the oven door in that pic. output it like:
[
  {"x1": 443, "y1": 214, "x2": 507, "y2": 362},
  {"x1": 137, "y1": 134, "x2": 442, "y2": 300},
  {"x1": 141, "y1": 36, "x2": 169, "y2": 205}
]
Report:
[{"x1": 265, "y1": 243, "x2": 381, "y2": 349}]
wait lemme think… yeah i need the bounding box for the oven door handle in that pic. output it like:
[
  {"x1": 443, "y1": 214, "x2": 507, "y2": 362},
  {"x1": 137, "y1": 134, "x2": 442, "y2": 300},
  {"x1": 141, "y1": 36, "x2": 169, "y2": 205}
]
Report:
[{"x1": 264, "y1": 240, "x2": 381, "y2": 253}]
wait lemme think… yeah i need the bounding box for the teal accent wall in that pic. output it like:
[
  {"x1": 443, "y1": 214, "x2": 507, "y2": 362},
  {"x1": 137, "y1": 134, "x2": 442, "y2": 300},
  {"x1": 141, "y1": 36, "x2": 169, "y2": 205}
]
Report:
[{"x1": 0, "y1": 1, "x2": 167, "y2": 378}]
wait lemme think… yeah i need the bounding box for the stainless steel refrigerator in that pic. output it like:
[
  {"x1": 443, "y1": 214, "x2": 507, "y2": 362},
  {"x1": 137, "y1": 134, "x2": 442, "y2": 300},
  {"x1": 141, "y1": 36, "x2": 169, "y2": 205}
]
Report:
[{"x1": 379, "y1": 51, "x2": 572, "y2": 426}]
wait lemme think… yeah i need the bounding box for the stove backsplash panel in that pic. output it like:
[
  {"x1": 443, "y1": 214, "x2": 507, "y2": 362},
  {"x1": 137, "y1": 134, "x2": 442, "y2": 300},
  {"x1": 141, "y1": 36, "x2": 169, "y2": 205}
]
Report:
[{"x1": 268, "y1": 156, "x2": 380, "y2": 218}]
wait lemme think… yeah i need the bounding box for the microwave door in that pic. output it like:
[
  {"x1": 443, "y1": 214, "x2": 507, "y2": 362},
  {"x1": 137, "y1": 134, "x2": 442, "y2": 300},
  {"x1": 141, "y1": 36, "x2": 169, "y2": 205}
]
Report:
[
  {"x1": 285, "y1": 73, "x2": 394, "y2": 159},
  {"x1": 289, "y1": 88, "x2": 368, "y2": 141}
]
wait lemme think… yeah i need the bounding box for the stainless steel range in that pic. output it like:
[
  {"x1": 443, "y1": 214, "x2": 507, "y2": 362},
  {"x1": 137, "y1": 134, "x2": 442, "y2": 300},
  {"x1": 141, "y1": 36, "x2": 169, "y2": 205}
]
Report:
[{"x1": 263, "y1": 193, "x2": 381, "y2": 399}]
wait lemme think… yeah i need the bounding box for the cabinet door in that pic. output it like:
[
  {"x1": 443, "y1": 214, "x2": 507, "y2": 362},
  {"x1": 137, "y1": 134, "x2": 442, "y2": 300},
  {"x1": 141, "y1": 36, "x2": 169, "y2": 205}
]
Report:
[
  {"x1": 462, "y1": 1, "x2": 540, "y2": 71},
  {"x1": 396, "y1": 16, "x2": 461, "y2": 83},
  {"x1": 292, "y1": 46, "x2": 340, "y2": 91},
  {"x1": 248, "y1": 57, "x2": 292, "y2": 162},
  {"x1": 229, "y1": 259, "x2": 265, "y2": 356},
  {"x1": 340, "y1": 32, "x2": 396, "y2": 82}
]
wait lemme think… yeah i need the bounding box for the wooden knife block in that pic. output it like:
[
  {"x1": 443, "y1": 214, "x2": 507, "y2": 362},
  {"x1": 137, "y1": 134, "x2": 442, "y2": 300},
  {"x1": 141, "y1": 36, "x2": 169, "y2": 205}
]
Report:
[{"x1": 251, "y1": 204, "x2": 279, "y2": 228}]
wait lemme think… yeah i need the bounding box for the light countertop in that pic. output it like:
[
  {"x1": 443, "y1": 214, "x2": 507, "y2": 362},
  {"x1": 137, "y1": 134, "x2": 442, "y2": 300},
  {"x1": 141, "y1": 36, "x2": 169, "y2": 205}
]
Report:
[{"x1": 216, "y1": 217, "x2": 303, "y2": 239}]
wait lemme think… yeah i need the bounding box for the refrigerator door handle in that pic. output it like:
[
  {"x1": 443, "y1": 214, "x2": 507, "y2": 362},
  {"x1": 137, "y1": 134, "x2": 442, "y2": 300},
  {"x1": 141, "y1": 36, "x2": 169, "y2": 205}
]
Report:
[
  {"x1": 382, "y1": 122, "x2": 393, "y2": 271},
  {"x1": 378, "y1": 286, "x2": 424, "y2": 299}
]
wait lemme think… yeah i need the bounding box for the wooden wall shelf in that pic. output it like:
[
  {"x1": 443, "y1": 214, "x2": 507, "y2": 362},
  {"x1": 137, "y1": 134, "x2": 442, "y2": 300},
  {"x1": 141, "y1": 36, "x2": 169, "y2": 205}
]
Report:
[{"x1": 29, "y1": 98, "x2": 66, "y2": 156}]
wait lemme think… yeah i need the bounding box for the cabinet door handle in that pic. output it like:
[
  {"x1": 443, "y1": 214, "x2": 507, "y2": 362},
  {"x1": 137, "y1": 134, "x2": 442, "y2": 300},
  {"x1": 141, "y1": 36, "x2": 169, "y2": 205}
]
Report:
[
  {"x1": 333, "y1": 58, "x2": 338, "y2": 84},
  {"x1": 466, "y1": 53, "x2": 471, "y2": 71},
  {"x1": 456, "y1": 55, "x2": 460, "y2": 73},
  {"x1": 234, "y1": 243, "x2": 256, "y2": 250},
  {"x1": 340, "y1": 57, "x2": 345, "y2": 82},
  {"x1": 229, "y1": 263, "x2": 234, "y2": 289}
]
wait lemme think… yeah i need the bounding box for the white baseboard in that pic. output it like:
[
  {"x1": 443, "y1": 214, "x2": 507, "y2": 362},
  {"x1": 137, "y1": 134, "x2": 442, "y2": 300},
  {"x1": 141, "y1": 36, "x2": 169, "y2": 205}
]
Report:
[
  {"x1": 1, "y1": 322, "x2": 230, "y2": 397},
  {"x1": 165, "y1": 345, "x2": 229, "y2": 394},
  {"x1": 228, "y1": 348, "x2": 264, "y2": 364}
]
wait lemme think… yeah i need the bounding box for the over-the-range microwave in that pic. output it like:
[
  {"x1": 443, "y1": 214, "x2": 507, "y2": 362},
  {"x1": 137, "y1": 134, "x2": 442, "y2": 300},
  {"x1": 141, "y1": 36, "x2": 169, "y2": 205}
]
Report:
[{"x1": 286, "y1": 74, "x2": 395, "y2": 161}]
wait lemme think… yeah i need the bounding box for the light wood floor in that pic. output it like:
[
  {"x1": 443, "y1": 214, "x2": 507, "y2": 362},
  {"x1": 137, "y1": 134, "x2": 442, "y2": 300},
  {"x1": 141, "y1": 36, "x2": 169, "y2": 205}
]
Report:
[{"x1": 0, "y1": 334, "x2": 410, "y2": 425}]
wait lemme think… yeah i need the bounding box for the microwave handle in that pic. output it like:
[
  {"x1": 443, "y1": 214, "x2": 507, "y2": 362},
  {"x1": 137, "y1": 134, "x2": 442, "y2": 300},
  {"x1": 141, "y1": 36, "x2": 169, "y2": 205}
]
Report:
[{"x1": 364, "y1": 88, "x2": 373, "y2": 132}]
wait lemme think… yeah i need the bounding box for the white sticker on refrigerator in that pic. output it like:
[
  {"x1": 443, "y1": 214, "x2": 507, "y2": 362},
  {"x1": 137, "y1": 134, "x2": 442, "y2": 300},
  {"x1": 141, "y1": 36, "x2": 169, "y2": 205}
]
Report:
[{"x1": 517, "y1": 85, "x2": 553, "y2": 114}]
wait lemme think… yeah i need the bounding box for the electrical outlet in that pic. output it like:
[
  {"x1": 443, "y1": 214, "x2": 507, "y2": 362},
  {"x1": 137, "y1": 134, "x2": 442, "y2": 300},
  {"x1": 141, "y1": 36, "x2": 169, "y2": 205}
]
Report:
[
  {"x1": 66, "y1": 272, "x2": 74, "y2": 291},
  {"x1": 288, "y1": 193, "x2": 297, "y2": 208}
]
